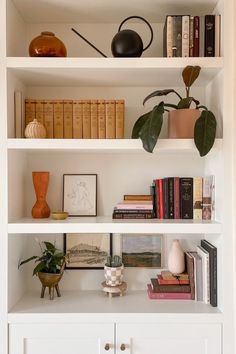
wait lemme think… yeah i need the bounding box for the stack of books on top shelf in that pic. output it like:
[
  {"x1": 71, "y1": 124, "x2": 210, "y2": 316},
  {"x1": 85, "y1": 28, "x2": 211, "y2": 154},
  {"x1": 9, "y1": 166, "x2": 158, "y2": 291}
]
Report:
[
  {"x1": 150, "y1": 176, "x2": 215, "y2": 220},
  {"x1": 163, "y1": 14, "x2": 221, "y2": 57},
  {"x1": 112, "y1": 195, "x2": 154, "y2": 219},
  {"x1": 147, "y1": 239, "x2": 217, "y2": 307}
]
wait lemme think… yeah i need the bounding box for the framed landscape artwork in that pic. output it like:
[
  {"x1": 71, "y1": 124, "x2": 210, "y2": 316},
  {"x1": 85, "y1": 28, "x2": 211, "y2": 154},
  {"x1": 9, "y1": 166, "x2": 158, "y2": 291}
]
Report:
[
  {"x1": 64, "y1": 233, "x2": 112, "y2": 269},
  {"x1": 121, "y1": 234, "x2": 163, "y2": 268},
  {"x1": 63, "y1": 174, "x2": 97, "y2": 216}
]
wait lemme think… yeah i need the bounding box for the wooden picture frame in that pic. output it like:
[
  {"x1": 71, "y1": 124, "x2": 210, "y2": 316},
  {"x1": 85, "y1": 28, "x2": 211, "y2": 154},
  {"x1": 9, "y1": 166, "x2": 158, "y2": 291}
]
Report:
[
  {"x1": 63, "y1": 174, "x2": 97, "y2": 216},
  {"x1": 64, "y1": 233, "x2": 112, "y2": 269}
]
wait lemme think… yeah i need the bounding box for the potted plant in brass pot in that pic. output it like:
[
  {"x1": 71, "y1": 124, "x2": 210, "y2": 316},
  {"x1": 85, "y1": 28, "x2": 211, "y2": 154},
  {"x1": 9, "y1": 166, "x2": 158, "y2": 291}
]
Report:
[
  {"x1": 18, "y1": 241, "x2": 67, "y2": 300},
  {"x1": 132, "y1": 65, "x2": 217, "y2": 156}
]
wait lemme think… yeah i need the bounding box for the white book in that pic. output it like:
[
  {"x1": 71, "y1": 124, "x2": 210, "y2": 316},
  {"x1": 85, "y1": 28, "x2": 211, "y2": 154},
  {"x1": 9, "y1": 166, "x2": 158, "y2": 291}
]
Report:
[
  {"x1": 197, "y1": 246, "x2": 210, "y2": 304},
  {"x1": 14, "y1": 91, "x2": 23, "y2": 138},
  {"x1": 202, "y1": 175, "x2": 215, "y2": 220},
  {"x1": 182, "y1": 15, "x2": 190, "y2": 57},
  {"x1": 215, "y1": 15, "x2": 221, "y2": 57},
  {"x1": 167, "y1": 16, "x2": 173, "y2": 57},
  {"x1": 190, "y1": 252, "x2": 203, "y2": 301}
]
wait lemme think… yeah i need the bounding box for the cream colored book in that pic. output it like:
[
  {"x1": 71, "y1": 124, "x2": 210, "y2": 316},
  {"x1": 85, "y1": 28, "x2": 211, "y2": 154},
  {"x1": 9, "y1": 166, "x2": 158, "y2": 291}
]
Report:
[
  {"x1": 35, "y1": 100, "x2": 44, "y2": 126},
  {"x1": 105, "y1": 100, "x2": 115, "y2": 139},
  {"x1": 53, "y1": 100, "x2": 64, "y2": 138},
  {"x1": 193, "y1": 177, "x2": 203, "y2": 220},
  {"x1": 44, "y1": 100, "x2": 54, "y2": 138},
  {"x1": 115, "y1": 99, "x2": 125, "y2": 139},
  {"x1": 63, "y1": 100, "x2": 73, "y2": 139},
  {"x1": 25, "y1": 99, "x2": 36, "y2": 127},
  {"x1": 72, "y1": 100, "x2": 83, "y2": 138},
  {"x1": 98, "y1": 99, "x2": 106, "y2": 139},
  {"x1": 91, "y1": 100, "x2": 98, "y2": 139},
  {"x1": 14, "y1": 91, "x2": 23, "y2": 138},
  {"x1": 82, "y1": 100, "x2": 91, "y2": 139}
]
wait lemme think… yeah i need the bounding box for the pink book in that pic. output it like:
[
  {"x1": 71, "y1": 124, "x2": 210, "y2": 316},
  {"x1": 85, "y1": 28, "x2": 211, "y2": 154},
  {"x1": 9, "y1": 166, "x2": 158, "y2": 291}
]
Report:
[
  {"x1": 116, "y1": 204, "x2": 153, "y2": 210},
  {"x1": 147, "y1": 284, "x2": 192, "y2": 300}
]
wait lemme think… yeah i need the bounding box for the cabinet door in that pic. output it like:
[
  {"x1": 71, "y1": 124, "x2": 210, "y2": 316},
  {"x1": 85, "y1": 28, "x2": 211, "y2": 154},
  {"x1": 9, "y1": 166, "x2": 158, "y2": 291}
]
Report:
[
  {"x1": 116, "y1": 323, "x2": 221, "y2": 354},
  {"x1": 9, "y1": 323, "x2": 114, "y2": 354}
]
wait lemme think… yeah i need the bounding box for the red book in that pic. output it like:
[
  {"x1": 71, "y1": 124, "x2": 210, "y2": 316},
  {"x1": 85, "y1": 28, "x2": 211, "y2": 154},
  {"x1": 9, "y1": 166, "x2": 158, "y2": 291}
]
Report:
[
  {"x1": 158, "y1": 179, "x2": 164, "y2": 219},
  {"x1": 193, "y1": 16, "x2": 200, "y2": 57},
  {"x1": 157, "y1": 275, "x2": 189, "y2": 285},
  {"x1": 174, "y1": 177, "x2": 180, "y2": 219},
  {"x1": 147, "y1": 284, "x2": 192, "y2": 300},
  {"x1": 154, "y1": 179, "x2": 160, "y2": 218}
]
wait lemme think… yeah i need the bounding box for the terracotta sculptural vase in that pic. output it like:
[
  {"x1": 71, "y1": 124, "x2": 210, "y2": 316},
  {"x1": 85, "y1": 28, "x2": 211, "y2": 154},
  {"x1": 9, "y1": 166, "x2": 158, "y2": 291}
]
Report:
[{"x1": 32, "y1": 172, "x2": 50, "y2": 218}]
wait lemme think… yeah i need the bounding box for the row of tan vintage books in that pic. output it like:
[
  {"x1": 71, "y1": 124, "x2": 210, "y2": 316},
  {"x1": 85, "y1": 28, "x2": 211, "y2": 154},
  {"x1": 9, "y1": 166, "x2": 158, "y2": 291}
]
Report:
[
  {"x1": 14, "y1": 92, "x2": 125, "y2": 139},
  {"x1": 148, "y1": 240, "x2": 217, "y2": 307}
]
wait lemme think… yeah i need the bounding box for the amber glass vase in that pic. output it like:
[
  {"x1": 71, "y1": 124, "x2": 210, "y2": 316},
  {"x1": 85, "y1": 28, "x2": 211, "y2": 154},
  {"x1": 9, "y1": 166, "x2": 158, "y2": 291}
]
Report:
[{"x1": 29, "y1": 31, "x2": 67, "y2": 57}]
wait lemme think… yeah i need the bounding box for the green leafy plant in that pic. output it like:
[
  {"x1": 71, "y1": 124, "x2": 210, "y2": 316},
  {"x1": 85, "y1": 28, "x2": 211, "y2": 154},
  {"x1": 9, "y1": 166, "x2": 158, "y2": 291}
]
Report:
[
  {"x1": 105, "y1": 255, "x2": 123, "y2": 267},
  {"x1": 18, "y1": 241, "x2": 66, "y2": 276},
  {"x1": 132, "y1": 65, "x2": 217, "y2": 156}
]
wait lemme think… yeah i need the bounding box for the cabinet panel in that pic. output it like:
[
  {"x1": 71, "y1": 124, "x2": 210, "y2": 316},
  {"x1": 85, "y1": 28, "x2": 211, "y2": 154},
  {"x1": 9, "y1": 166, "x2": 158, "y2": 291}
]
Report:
[
  {"x1": 9, "y1": 323, "x2": 114, "y2": 354},
  {"x1": 116, "y1": 323, "x2": 221, "y2": 354}
]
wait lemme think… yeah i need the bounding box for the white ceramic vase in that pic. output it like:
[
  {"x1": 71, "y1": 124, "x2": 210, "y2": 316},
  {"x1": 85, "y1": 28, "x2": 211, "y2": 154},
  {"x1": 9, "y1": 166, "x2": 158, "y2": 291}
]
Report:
[{"x1": 168, "y1": 239, "x2": 185, "y2": 274}]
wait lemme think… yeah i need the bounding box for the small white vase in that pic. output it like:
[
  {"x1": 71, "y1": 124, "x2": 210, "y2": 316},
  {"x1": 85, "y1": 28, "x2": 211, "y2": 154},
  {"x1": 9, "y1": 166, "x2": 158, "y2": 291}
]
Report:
[{"x1": 168, "y1": 239, "x2": 185, "y2": 274}]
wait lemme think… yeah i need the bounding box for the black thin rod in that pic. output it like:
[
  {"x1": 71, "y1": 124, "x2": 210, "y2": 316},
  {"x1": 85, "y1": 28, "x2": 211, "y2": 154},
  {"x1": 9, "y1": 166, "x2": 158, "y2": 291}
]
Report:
[{"x1": 71, "y1": 28, "x2": 107, "y2": 58}]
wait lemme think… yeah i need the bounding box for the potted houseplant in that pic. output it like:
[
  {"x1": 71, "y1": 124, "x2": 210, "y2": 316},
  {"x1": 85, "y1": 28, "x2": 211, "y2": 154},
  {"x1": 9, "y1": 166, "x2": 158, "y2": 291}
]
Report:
[
  {"x1": 104, "y1": 255, "x2": 124, "y2": 286},
  {"x1": 132, "y1": 65, "x2": 217, "y2": 156},
  {"x1": 18, "y1": 241, "x2": 66, "y2": 300}
]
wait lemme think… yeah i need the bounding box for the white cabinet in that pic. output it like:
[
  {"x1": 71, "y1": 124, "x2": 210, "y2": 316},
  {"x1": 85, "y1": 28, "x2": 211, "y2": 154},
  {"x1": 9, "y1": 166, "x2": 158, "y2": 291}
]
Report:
[
  {"x1": 9, "y1": 323, "x2": 114, "y2": 354},
  {"x1": 10, "y1": 322, "x2": 221, "y2": 354}
]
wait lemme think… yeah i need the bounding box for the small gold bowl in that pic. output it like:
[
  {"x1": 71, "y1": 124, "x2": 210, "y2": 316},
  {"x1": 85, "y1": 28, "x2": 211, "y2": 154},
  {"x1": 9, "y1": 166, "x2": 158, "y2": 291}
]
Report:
[{"x1": 51, "y1": 211, "x2": 68, "y2": 220}]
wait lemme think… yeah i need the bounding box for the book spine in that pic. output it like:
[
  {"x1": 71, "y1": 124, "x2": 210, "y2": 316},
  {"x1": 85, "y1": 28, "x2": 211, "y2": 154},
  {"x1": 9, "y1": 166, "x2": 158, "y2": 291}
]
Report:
[
  {"x1": 185, "y1": 252, "x2": 195, "y2": 300},
  {"x1": 82, "y1": 100, "x2": 91, "y2": 139},
  {"x1": 115, "y1": 204, "x2": 153, "y2": 210},
  {"x1": 202, "y1": 176, "x2": 213, "y2": 220},
  {"x1": 168, "y1": 177, "x2": 174, "y2": 219},
  {"x1": 189, "y1": 16, "x2": 194, "y2": 57},
  {"x1": 163, "y1": 16, "x2": 167, "y2": 57},
  {"x1": 214, "y1": 15, "x2": 221, "y2": 57},
  {"x1": 53, "y1": 100, "x2": 64, "y2": 138},
  {"x1": 105, "y1": 100, "x2": 116, "y2": 138},
  {"x1": 201, "y1": 240, "x2": 217, "y2": 307},
  {"x1": 157, "y1": 276, "x2": 189, "y2": 285},
  {"x1": 113, "y1": 209, "x2": 153, "y2": 214},
  {"x1": 154, "y1": 180, "x2": 160, "y2": 219},
  {"x1": 14, "y1": 91, "x2": 23, "y2": 138},
  {"x1": 98, "y1": 99, "x2": 106, "y2": 139},
  {"x1": 158, "y1": 179, "x2": 164, "y2": 219},
  {"x1": 175, "y1": 16, "x2": 182, "y2": 57},
  {"x1": 72, "y1": 100, "x2": 83, "y2": 139},
  {"x1": 35, "y1": 100, "x2": 44, "y2": 126},
  {"x1": 63, "y1": 100, "x2": 73, "y2": 138},
  {"x1": 182, "y1": 15, "x2": 190, "y2": 57},
  {"x1": 180, "y1": 177, "x2": 193, "y2": 219},
  {"x1": 124, "y1": 195, "x2": 153, "y2": 201},
  {"x1": 197, "y1": 246, "x2": 210, "y2": 304},
  {"x1": 151, "y1": 280, "x2": 191, "y2": 293},
  {"x1": 91, "y1": 100, "x2": 98, "y2": 139},
  {"x1": 150, "y1": 184, "x2": 156, "y2": 218},
  {"x1": 200, "y1": 16, "x2": 205, "y2": 57},
  {"x1": 25, "y1": 99, "x2": 36, "y2": 127},
  {"x1": 172, "y1": 16, "x2": 177, "y2": 56},
  {"x1": 147, "y1": 285, "x2": 191, "y2": 300},
  {"x1": 43, "y1": 100, "x2": 54, "y2": 138},
  {"x1": 205, "y1": 15, "x2": 215, "y2": 57},
  {"x1": 193, "y1": 177, "x2": 203, "y2": 220},
  {"x1": 115, "y1": 99, "x2": 125, "y2": 138},
  {"x1": 167, "y1": 16, "x2": 173, "y2": 57},
  {"x1": 174, "y1": 177, "x2": 180, "y2": 219},
  {"x1": 113, "y1": 213, "x2": 153, "y2": 219},
  {"x1": 163, "y1": 178, "x2": 169, "y2": 219},
  {"x1": 191, "y1": 252, "x2": 203, "y2": 301},
  {"x1": 193, "y1": 16, "x2": 200, "y2": 57}
]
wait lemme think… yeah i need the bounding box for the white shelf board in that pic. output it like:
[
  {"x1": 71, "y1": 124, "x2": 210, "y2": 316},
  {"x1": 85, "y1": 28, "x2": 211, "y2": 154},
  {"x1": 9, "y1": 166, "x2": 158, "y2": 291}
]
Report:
[
  {"x1": 8, "y1": 217, "x2": 222, "y2": 234},
  {"x1": 8, "y1": 291, "x2": 222, "y2": 324},
  {"x1": 7, "y1": 138, "x2": 223, "y2": 154},
  {"x1": 7, "y1": 57, "x2": 223, "y2": 87},
  {"x1": 12, "y1": 0, "x2": 218, "y2": 23}
]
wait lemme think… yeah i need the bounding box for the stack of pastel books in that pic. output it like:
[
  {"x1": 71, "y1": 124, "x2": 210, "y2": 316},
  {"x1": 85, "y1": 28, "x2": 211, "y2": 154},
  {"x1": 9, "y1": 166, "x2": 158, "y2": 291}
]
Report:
[
  {"x1": 112, "y1": 195, "x2": 154, "y2": 219},
  {"x1": 147, "y1": 271, "x2": 191, "y2": 299}
]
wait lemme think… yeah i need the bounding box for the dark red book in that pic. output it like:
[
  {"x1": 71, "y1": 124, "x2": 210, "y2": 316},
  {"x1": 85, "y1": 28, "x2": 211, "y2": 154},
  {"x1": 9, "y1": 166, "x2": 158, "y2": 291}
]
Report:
[
  {"x1": 151, "y1": 278, "x2": 191, "y2": 293},
  {"x1": 154, "y1": 179, "x2": 160, "y2": 218},
  {"x1": 157, "y1": 275, "x2": 189, "y2": 285},
  {"x1": 147, "y1": 284, "x2": 192, "y2": 300},
  {"x1": 158, "y1": 179, "x2": 164, "y2": 219},
  {"x1": 193, "y1": 16, "x2": 200, "y2": 57},
  {"x1": 174, "y1": 177, "x2": 180, "y2": 219}
]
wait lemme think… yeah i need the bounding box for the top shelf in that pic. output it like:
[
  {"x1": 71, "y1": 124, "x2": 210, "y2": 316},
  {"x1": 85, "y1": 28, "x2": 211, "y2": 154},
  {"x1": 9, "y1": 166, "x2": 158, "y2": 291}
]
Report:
[
  {"x1": 7, "y1": 57, "x2": 224, "y2": 87},
  {"x1": 12, "y1": 0, "x2": 219, "y2": 23}
]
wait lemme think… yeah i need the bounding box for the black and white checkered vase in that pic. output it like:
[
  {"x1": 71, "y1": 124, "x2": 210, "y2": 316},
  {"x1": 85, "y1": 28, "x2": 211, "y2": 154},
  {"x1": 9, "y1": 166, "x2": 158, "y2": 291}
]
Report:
[{"x1": 104, "y1": 265, "x2": 124, "y2": 286}]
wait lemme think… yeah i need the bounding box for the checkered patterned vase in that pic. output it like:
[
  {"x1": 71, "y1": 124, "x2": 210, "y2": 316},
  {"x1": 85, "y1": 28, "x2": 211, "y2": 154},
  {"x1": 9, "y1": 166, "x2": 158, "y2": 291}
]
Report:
[{"x1": 104, "y1": 265, "x2": 124, "y2": 286}]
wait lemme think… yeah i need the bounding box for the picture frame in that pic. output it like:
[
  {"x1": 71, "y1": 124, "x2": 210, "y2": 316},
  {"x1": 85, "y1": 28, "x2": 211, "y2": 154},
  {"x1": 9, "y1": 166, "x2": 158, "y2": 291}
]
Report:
[
  {"x1": 63, "y1": 174, "x2": 97, "y2": 216},
  {"x1": 121, "y1": 234, "x2": 163, "y2": 268},
  {"x1": 64, "y1": 233, "x2": 112, "y2": 269}
]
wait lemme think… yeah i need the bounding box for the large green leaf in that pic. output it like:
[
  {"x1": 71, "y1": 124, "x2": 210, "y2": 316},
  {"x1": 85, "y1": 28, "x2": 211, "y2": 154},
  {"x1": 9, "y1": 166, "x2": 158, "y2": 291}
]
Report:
[
  {"x1": 139, "y1": 102, "x2": 165, "y2": 153},
  {"x1": 132, "y1": 111, "x2": 150, "y2": 138},
  {"x1": 18, "y1": 256, "x2": 38, "y2": 268},
  {"x1": 143, "y1": 89, "x2": 182, "y2": 105},
  {"x1": 182, "y1": 66, "x2": 201, "y2": 88},
  {"x1": 177, "y1": 97, "x2": 193, "y2": 109},
  {"x1": 194, "y1": 110, "x2": 217, "y2": 157},
  {"x1": 43, "y1": 241, "x2": 56, "y2": 254},
  {"x1": 33, "y1": 261, "x2": 45, "y2": 276}
]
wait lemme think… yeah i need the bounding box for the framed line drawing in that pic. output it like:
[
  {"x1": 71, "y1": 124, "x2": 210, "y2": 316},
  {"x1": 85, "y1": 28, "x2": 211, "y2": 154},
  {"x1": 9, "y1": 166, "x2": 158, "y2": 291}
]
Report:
[
  {"x1": 63, "y1": 174, "x2": 97, "y2": 216},
  {"x1": 64, "y1": 233, "x2": 112, "y2": 269},
  {"x1": 121, "y1": 234, "x2": 164, "y2": 268}
]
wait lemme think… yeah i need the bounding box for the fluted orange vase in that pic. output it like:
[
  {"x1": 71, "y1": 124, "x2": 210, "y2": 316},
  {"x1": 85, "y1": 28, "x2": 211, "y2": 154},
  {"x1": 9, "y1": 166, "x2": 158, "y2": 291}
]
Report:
[{"x1": 32, "y1": 172, "x2": 50, "y2": 218}]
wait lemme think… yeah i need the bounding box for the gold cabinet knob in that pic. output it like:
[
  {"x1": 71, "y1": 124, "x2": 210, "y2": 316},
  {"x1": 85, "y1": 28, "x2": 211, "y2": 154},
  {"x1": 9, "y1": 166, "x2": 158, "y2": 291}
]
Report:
[
  {"x1": 120, "y1": 344, "x2": 126, "y2": 351},
  {"x1": 104, "y1": 343, "x2": 110, "y2": 351}
]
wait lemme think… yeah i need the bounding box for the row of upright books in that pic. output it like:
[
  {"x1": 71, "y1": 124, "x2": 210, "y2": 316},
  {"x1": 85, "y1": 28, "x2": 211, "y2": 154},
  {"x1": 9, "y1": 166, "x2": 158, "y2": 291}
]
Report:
[
  {"x1": 148, "y1": 240, "x2": 217, "y2": 307},
  {"x1": 163, "y1": 14, "x2": 221, "y2": 57}
]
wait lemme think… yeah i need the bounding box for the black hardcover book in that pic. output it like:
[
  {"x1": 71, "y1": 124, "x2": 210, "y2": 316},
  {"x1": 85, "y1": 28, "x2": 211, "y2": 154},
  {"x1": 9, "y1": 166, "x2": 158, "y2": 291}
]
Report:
[
  {"x1": 163, "y1": 178, "x2": 169, "y2": 219},
  {"x1": 163, "y1": 16, "x2": 168, "y2": 57},
  {"x1": 201, "y1": 239, "x2": 217, "y2": 307},
  {"x1": 150, "y1": 183, "x2": 156, "y2": 218},
  {"x1": 180, "y1": 177, "x2": 193, "y2": 219},
  {"x1": 168, "y1": 177, "x2": 174, "y2": 219},
  {"x1": 204, "y1": 15, "x2": 215, "y2": 57}
]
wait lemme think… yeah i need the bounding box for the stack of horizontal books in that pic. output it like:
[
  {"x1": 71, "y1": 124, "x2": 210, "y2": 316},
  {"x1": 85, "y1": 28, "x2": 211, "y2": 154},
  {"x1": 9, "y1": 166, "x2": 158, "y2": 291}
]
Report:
[
  {"x1": 148, "y1": 271, "x2": 191, "y2": 299},
  {"x1": 112, "y1": 195, "x2": 154, "y2": 219}
]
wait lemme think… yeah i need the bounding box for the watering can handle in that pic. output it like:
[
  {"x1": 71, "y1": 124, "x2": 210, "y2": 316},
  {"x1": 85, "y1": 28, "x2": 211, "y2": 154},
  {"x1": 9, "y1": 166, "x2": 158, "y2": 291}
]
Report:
[{"x1": 118, "y1": 16, "x2": 154, "y2": 52}]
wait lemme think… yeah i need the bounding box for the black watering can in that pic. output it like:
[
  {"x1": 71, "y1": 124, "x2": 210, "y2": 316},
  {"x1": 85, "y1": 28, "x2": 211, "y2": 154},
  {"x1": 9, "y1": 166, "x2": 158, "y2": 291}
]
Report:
[{"x1": 72, "y1": 16, "x2": 153, "y2": 58}]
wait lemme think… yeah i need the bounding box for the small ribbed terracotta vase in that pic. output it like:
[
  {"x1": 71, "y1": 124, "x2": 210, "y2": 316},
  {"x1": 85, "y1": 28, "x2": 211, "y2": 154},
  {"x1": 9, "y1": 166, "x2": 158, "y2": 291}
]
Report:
[
  {"x1": 168, "y1": 239, "x2": 185, "y2": 274},
  {"x1": 32, "y1": 172, "x2": 50, "y2": 218}
]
